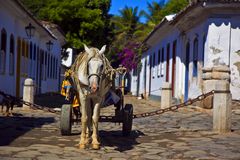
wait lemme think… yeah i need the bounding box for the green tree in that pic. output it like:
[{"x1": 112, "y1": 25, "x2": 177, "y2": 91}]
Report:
[
  {"x1": 20, "y1": 0, "x2": 49, "y2": 17},
  {"x1": 162, "y1": 0, "x2": 189, "y2": 16},
  {"x1": 21, "y1": 0, "x2": 113, "y2": 50}
]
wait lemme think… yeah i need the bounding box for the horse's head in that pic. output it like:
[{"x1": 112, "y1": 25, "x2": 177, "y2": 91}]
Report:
[{"x1": 84, "y1": 44, "x2": 106, "y2": 94}]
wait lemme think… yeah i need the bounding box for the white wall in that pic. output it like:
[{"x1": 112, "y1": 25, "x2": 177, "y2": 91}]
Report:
[
  {"x1": 230, "y1": 16, "x2": 240, "y2": 100},
  {"x1": 132, "y1": 13, "x2": 240, "y2": 101},
  {"x1": 0, "y1": 2, "x2": 62, "y2": 97}
]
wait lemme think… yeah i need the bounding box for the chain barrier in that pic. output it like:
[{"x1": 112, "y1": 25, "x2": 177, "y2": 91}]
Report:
[
  {"x1": 132, "y1": 90, "x2": 214, "y2": 119},
  {"x1": 0, "y1": 89, "x2": 215, "y2": 120},
  {"x1": 0, "y1": 90, "x2": 58, "y2": 114}
]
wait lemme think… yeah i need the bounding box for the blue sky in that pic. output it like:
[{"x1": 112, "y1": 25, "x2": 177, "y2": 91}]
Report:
[{"x1": 109, "y1": 0, "x2": 167, "y2": 23}]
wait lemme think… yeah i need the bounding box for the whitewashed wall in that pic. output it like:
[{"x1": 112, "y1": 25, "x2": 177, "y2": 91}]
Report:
[
  {"x1": 205, "y1": 16, "x2": 240, "y2": 100},
  {"x1": 0, "y1": 2, "x2": 62, "y2": 97},
  {"x1": 230, "y1": 16, "x2": 240, "y2": 100},
  {"x1": 131, "y1": 12, "x2": 240, "y2": 101},
  {"x1": 0, "y1": 5, "x2": 16, "y2": 96}
]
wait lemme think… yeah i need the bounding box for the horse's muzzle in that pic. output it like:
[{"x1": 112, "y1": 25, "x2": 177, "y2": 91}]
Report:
[{"x1": 90, "y1": 84, "x2": 99, "y2": 93}]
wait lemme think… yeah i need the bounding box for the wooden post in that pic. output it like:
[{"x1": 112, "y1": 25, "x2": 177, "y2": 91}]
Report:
[
  {"x1": 23, "y1": 78, "x2": 34, "y2": 110},
  {"x1": 213, "y1": 81, "x2": 232, "y2": 133},
  {"x1": 121, "y1": 75, "x2": 125, "y2": 95},
  {"x1": 161, "y1": 82, "x2": 172, "y2": 109},
  {"x1": 119, "y1": 65, "x2": 125, "y2": 95}
]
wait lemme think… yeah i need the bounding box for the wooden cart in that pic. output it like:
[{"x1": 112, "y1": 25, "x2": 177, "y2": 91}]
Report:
[{"x1": 60, "y1": 83, "x2": 133, "y2": 136}]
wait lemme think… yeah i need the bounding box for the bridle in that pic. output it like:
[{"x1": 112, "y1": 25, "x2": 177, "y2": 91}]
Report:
[{"x1": 87, "y1": 56, "x2": 104, "y2": 86}]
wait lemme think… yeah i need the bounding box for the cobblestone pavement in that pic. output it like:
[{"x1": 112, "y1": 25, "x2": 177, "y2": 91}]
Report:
[{"x1": 0, "y1": 94, "x2": 240, "y2": 160}]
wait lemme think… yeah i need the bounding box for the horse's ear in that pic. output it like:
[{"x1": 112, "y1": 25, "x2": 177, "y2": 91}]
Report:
[
  {"x1": 84, "y1": 44, "x2": 91, "y2": 54},
  {"x1": 99, "y1": 45, "x2": 106, "y2": 55}
]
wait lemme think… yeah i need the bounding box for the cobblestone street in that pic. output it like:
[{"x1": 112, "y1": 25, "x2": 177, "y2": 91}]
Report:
[{"x1": 0, "y1": 94, "x2": 240, "y2": 160}]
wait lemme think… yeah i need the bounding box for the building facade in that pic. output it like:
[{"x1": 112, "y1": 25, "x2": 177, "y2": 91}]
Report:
[
  {"x1": 131, "y1": 0, "x2": 240, "y2": 101},
  {"x1": 0, "y1": 0, "x2": 65, "y2": 97}
]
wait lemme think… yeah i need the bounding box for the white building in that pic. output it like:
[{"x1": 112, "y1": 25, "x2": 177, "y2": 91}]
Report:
[
  {"x1": 131, "y1": 0, "x2": 240, "y2": 101},
  {"x1": 0, "y1": 0, "x2": 66, "y2": 97}
]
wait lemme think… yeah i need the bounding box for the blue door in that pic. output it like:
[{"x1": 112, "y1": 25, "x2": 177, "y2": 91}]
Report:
[{"x1": 184, "y1": 43, "x2": 190, "y2": 101}]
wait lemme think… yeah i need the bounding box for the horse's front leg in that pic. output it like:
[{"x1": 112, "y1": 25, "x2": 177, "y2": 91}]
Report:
[
  {"x1": 92, "y1": 101, "x2": 101, "y2": 149},
  {"x1": 85, "y1": 98, "x2": 92, "y2": 145},
  {"x1": 79, "y1": 96, "x2": 88, "y2": 149}
]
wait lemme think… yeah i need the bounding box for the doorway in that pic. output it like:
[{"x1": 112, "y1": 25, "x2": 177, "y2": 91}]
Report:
[{"x1": 184, "y1": 42, "x2": 190, "y2": 101}]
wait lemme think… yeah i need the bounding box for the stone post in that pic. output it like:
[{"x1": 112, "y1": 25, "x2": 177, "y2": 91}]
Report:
[
  {"x1": 213, "y1": 81, "x2": 232, "y2": 133},
  {"x1": 202, "y1": 65, "x2": 230, "y2": 109},
  {"x1": 161, "y1": 82, "x2": 172, "y2": 109},
  {"x1": 23, "y1": 78, "x2": 34, "y2": 110}
]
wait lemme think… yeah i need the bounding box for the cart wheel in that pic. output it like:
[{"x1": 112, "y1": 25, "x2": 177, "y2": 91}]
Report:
[
  {"x1": 122, "y1": 104, "x2": 133, "y2": 136},
  {"x1": 60, "y1": 104, "x2": 72, "y2": 135}
]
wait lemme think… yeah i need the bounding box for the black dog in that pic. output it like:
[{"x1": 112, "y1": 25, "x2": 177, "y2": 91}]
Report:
[{"x1": 0, "y1": 96, "x2": 15, "y2": 116}]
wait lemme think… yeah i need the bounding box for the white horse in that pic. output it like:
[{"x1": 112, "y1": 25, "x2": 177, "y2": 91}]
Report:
[{"x1": 76, "y1": 44, "x2": 111, "y2": 149}]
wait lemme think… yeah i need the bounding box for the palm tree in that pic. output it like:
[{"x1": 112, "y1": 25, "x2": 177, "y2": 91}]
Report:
[
  {"x1": 110, "y1": 6, "x2": 144, "y2": 49},
  {"x1": 113, "y1": 6, "x2": 144, "y2": 39},
  {"x1": 143, "y1": 0, "x2": 165, "y2": 27},
  {"x1": 108, "y1": 6, "x2": 144, "y2": 66}
]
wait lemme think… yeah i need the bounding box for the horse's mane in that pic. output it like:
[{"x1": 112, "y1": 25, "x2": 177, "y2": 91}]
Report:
[{"x1": 70, "y1": 51, "x2": 88, "y2": 76}]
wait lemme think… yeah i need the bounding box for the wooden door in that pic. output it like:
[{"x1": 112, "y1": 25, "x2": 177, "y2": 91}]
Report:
[{"x1": 15, "y1": 38, "x2": 21, "y2": 97}]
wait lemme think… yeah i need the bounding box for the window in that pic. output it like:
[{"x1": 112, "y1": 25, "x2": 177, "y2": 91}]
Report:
[
  {"x1": 20, "y1": 40, "x2": 25, "y2": 76},
  {"x1": 157, "y1": 49, "x2": 161, "y2": 77},
  {"x1": 29, "y1": 42, "x2": 33, "y2": 77},
  {"x1": 0, "y1": 29, "x2": 7, "y2": 74},
  {"x1": 45, "y1": 51, "x2": 47, "y2": 80},
  {"x1": 32, "y1": 44, "x2": 36, "y2": 79},
  {"x1": 149, "y1": 55, "x2": 152, "y2": 79},
  {"x1": 193, "y1": 38, "x2": 198, "y2": 77},
  {"x1": 166, "y1": 44, "x2": 170, "y2": 82},
  {"x1": 160, "y1": 48, "x2": 164, "y2": 76},
  {"x1": 53, "y1": 57, "x2": 56, "y2": 79},
  {"x1": 33, "y1": 44, "x2": 36, "y2": 61},
  {"x1": 55, "y1": 59, "x2": 58, "y2": 79},
  {"x1": 9, "y1": 34, "x2": 15, "y2": 75},
  {"x1": 50, "y1": 55, "x2": 53, "y2": 79},
  {"x1": 41, "y1": 50, "x2": 44, "y2": 80},
  {"x1": 30, "y1": 42, "x2": 33, "y2": 60},
  {"x1": 25, "y1": 41, "x2": 29, "y2": 76},
  {"x1": 152, "y1": 52, "x2": 155, "y2": 78},
  {"x1": 202, "y1": 35, "x2": 206, "y2": 66},
  {"x1": 47, "y1": 53, "x2": 50, "y2": 78}
]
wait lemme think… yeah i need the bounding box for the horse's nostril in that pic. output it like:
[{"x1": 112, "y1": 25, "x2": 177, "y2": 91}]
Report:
[{"x1": 91, "y1": 85, "x2": 98, "y2": 93}]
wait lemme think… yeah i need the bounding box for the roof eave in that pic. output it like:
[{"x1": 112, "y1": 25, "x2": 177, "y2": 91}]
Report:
[{"x1": 14, "y1": 0, "x2": 57, "y2": 40}]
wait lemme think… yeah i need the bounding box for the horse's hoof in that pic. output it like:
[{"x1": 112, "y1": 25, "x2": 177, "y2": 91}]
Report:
[
  {"x1": 79, "y1": 144, "x2": 86, "y2": 149},
  {"x1": 92, "y1": 144, "x2": 100, "y2": 150}
]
